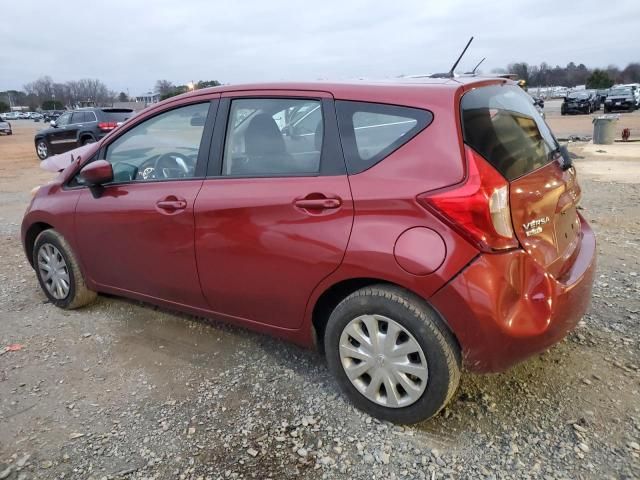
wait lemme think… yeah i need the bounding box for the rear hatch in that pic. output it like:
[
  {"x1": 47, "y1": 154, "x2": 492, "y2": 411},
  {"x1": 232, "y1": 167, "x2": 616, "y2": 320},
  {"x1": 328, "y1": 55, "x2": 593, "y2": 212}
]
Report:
[{"x1": 461, "y1": 84, "x2": 582, "y2": 277}]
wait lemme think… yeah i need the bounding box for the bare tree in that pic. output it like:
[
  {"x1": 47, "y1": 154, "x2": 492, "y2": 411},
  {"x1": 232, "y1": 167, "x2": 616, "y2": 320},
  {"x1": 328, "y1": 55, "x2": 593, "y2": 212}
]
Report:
[
  {"x1": 155, "y1": 80, "x2": 175, "y2": 96},
  {"x1": 24, "y1": 76, "x2": 55, "y2": 103},
  {"x1": 65, "y1": 79, "x2": 112, "y2": 106},
  {"x1": 621, "y1": 63, "x2": 640, "y2": 83}
]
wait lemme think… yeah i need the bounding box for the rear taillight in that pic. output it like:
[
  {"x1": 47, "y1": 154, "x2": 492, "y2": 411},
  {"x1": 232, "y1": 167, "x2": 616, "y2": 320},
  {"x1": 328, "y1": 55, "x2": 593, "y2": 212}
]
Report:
[
  {"x1": 98, "y1": 122, "x2": 118, "y2": 131},
  {"x1": 417, "y1": 146, "x2": 518, "y2": 252}
]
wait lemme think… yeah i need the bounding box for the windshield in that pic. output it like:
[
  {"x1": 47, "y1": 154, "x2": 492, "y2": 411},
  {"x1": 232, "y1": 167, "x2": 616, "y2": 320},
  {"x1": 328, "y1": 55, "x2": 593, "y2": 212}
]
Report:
[
  {"x1": 568, "y1": 92, "x2": 589, "y2": 99},
  {"x1": 609, "y1": 88, "x2": 632, "y2": 96}
]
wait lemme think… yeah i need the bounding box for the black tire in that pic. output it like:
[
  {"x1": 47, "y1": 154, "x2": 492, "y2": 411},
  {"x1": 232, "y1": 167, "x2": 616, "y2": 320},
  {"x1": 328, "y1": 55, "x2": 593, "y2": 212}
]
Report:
[
  {"x1": 35, "y1": 138, "x2": 50, "y2": 160},
  {"x1": 33, "y1": 229, "x2": 97, "y2": 309},
  {"x1": 81, "y1": 136, "x2": 95, "y2": 145},
  {"x1": 324, "y1": 284, "x2": 461, "y2": 424}
]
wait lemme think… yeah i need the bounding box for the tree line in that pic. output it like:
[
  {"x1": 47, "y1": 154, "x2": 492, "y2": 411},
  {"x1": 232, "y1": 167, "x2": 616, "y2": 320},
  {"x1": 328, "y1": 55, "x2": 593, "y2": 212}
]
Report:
[
  {"x1": 493, "y1": 62, "x2": 640, "y2": 89},
  {"x1": 0, "y1": 76, "x2": 126, "y2": 113},
  {"x1": 0, "y1": 76, "x2": 223, "y2": 113},
  {"x1": 154, "y1": 79, "x2": 221, "y2": 100}
]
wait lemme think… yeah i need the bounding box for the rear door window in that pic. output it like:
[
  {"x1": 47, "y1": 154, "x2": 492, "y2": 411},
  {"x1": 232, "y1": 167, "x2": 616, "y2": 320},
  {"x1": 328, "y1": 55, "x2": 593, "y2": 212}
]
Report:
[
  {"x1": 222, "y1": 98, "x2": 323, "y2": 176},
  {"x1": 100, "y1": 109, "x2": 134, "y2": 123},
  {"x1": 461, "y1": 85, "x2": 558, "y2": 181},
  {"x1": 336, "y1": 101, "x2": 432, "y2": 174},
  {"x1": 71, "y1": 112, "x2": 88, "y2": 124}
]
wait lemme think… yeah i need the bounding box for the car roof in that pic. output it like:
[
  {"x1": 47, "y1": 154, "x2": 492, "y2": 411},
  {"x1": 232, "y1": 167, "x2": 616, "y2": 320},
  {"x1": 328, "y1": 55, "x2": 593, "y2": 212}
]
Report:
[{"x1": 165, "y1": 76, "x2": 511, "y2": 106}]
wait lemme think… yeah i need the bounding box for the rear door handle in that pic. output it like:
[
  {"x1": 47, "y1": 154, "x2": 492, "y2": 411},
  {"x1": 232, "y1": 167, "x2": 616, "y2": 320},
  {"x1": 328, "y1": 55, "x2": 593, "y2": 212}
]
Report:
[
  {"x1": 294, "y1": 198, "x2": 341, "y2": 210},
  {"x1": 156, "y1": 199, "x2": 187, "y2": 210}
]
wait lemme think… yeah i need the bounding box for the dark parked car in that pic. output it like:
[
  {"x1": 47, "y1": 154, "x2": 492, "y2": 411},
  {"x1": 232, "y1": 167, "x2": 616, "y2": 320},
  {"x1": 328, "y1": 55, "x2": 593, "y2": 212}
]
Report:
[
  {"x1": 561, "y1": 91, "x2": 597, "y2": 115},
  {"x1": 0, "y1": 119, "x2": 12, "y2": 135},
  {"x1": 35, "y1": 108, "x2": 134, "y2": 160},
  {"x1": 42, "y1": 110, "x2": 64, "y2": 122},
  {"x1": 604, "y1": 87, "x2": 637, "y2": 112},
  {"x1": 585, "y1": 89, "x2": 601, "y2": 110},
  {"x1": 596, "y1": 89, "x2": 609, "y2": 104},
  {"x1": 22, "y1": 79, "x2": 595, "y2": 424}
]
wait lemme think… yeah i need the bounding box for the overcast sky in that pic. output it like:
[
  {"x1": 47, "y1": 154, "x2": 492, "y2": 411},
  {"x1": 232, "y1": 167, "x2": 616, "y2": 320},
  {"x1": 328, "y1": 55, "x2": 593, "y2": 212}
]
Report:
[{"x1": 2, "y1": 0, "x2": 638, "y2": 94}]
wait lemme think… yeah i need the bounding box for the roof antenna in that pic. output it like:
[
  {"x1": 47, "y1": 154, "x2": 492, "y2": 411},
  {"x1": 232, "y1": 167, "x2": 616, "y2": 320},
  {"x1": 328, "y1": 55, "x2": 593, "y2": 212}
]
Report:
[
  {"x1": 430, "y1": 36, "x2": 474, "y2": 78},
  {"x1": 448, "y1": 36, "x2": 474, "y2": 77},
  {"x1": 469, "y1": 57, "x2": 485, "y2": 74}
]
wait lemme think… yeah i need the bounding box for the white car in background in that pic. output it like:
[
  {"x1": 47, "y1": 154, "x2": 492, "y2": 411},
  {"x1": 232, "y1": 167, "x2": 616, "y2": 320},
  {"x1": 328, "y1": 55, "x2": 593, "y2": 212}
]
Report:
[
  {"x1": 0, "y1": 119, "x2": 12, "y2": 135},
  {"x1": 621, "y1": 84, "x2": 640, "y2": 108}
]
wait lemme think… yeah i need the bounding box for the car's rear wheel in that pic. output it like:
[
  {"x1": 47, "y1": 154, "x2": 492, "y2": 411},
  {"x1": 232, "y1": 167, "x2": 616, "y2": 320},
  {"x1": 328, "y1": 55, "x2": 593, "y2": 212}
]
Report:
[
  {"x1": 36, "y1": 139, "x2": 50, "y2": 160},
  {"x1": 324, "y1": 284, "x2": 461, "y2": 424},
  {"x1": 81, "y1": 136, "x2": 95, "y2": 145},
  {"x1": 33, "y1": 229, "x2": 96, "y2": 309}
]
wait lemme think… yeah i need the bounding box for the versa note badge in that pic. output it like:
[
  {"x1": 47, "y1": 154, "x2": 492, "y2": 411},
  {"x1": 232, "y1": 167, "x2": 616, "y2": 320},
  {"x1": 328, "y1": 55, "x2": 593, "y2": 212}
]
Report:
[{"x1": 523, "y1": 216, "x2": 550, "y2": 237}]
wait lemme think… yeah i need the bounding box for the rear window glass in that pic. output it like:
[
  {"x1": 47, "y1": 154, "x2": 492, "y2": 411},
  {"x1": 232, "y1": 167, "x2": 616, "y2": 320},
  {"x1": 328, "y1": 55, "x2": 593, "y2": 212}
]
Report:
[
  {"x1": 461, "y1": 85, "x2": 557, "y2": 181},
  {"x1": 100, "y1": 109, "x2": 134, "y2": 122},
  {"x1": 336, "y1": 101, "x2": 432, "y2": 174}
]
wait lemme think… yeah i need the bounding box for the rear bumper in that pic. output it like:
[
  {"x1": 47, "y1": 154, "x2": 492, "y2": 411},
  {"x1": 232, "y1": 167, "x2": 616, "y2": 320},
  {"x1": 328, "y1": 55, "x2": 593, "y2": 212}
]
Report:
[
  {"x1": 430, "y1": 215, "x2": 596, "y2": 373},
  {"x1": 605, "y1": 102, "x2": 635, "y2": 111}
]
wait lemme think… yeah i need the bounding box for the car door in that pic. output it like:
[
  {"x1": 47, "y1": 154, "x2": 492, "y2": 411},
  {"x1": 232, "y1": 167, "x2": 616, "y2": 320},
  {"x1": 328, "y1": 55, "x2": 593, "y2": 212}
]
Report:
[
  {"x1": 74, "y1": 98, "x2": 219, "y2": 308},
  {"x1": 48, "y1": 112, "x2": 74, "y2": 154},
  {"x1": 194, "y1": 92, "x2": 353, "y2": 330},
  {"x1": 66, "y1": 111, "x2": 88, "y2": 145}
]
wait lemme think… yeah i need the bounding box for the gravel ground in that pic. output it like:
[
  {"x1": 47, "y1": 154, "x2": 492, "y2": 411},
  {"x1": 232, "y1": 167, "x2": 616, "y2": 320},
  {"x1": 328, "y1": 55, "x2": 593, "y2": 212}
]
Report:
[{"x1": 0, "y1": 120, "x2": 639, "y2": 480}]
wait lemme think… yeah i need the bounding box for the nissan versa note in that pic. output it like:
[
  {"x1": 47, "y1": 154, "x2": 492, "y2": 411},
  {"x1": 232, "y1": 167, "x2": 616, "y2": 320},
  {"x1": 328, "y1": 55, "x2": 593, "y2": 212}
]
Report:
[{"x1": 22, "y1": 78, "x2": 596, "y2": 424}]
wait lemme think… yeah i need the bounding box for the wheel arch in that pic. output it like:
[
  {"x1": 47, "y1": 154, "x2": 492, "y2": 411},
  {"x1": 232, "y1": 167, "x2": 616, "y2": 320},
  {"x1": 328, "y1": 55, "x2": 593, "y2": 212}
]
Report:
[
  {"x1": 78, "y1": 131, "x2": 96, "y2": 143},
  {"x1": 310, "y1": 277, "x2": 459, "y2": 354},
  {"x1": 24, "y1": 222, "x2": 54, "y2": 267}
]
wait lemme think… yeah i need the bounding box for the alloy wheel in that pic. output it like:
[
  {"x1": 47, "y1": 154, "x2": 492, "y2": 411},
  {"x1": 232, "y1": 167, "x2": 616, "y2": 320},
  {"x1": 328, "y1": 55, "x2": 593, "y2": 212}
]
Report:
[
  {"x1": 37, "y1": 141, "x2": 48, "y2": 159},
  {"x1": 339, "y1": 314, "x2": 428, "y2": 408},
  {"x1": 37, "y1": 243, "x2": 70, "y2": 300}
]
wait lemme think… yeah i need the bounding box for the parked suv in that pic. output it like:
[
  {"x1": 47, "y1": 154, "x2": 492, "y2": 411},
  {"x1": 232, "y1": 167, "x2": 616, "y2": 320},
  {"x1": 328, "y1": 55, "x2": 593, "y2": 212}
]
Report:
[
  {"x1": 22, "y1": 79, "x2": 596, "y2": 423},
  {"x1": 604, "y1": 87, "x2": 637, "y2": 112},
  {"x1": 34, "y1": 107, "x2": 134, "y2": 160}
]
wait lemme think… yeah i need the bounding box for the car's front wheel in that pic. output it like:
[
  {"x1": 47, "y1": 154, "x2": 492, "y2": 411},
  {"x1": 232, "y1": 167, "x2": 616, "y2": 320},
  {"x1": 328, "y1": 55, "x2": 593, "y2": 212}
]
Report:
[
  {"x1": 33, "y1": 229, "x2": 97, "y2": 309},
  {"x1": 36, "y1": 139, "x2": 50, "y2": 160},
  {"x1": 325, "y1": 285, "x2": 461, "y2": 424}
]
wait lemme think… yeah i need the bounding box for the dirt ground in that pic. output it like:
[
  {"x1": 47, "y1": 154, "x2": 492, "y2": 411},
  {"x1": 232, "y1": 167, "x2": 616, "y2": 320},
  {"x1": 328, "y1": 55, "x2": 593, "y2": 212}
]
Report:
[{"x1": 0, "y1": 115, "x2": 639, "y2": 480}]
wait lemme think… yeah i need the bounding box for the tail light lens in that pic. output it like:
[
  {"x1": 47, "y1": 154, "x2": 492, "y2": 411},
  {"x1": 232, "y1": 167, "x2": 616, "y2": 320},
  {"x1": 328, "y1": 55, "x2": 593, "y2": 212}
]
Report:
[
  {"x1": 417, "y1": 146, "x2": 518, "y2": 252},
  {"x1": 98, "y1": 122, "x2": 118, "y2": 131}
]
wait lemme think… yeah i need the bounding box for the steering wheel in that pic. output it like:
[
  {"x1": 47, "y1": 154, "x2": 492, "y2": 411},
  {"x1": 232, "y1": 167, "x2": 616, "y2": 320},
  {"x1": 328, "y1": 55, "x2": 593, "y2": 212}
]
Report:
[{"x1": 140, "y1": 152, "x2": 192, "y2": 180}]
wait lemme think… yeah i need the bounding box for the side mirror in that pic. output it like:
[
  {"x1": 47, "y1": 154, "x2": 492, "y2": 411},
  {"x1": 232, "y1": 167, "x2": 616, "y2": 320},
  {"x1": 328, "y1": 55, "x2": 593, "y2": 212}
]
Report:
[
  {"x1": 80, "y1": 160, "x2": 113, "y2": 186},
  {"x1": 50, "y1": 120, "x2": 57, "y2": 127}
]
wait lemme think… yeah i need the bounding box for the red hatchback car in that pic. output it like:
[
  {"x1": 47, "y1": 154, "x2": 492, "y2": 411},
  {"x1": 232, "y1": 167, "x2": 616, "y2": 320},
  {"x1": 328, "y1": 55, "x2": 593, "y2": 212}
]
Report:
[{"x1": 22, "y1": 78, "x2": 596, "y2": 423}]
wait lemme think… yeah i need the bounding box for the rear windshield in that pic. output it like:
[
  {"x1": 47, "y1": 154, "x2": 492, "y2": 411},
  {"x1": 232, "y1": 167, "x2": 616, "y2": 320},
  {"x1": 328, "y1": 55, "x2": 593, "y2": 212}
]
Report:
[
  {"x1": 609, "y1": 88, "x2": 632, "y2": 96},
  {"x1": 461, "y1": 84, "x2": 558, "y2": 181},
  {"x1": 100, "y1": 109, "x2": 133, "y2": 122},
  {"x1": 568, "y1": 92, "x2": 589, "y2": 99}
]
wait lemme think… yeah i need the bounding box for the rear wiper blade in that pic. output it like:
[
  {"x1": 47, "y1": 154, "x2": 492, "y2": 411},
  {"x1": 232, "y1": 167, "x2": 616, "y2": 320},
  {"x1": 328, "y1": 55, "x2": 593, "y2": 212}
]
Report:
[{"x1": 551, "y1": 144, "x2": 573, "y2": 170}]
